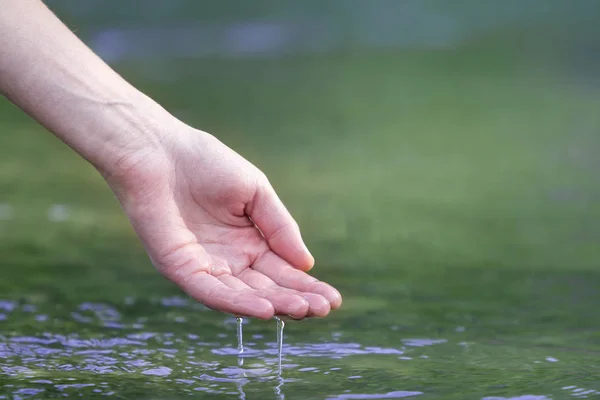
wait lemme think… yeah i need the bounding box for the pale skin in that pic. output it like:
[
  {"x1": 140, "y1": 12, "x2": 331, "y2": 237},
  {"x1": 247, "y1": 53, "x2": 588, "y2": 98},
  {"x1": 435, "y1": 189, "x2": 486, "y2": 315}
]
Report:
[{"x1": 0, "y1": 0, "x2": 342, "y2": 319}]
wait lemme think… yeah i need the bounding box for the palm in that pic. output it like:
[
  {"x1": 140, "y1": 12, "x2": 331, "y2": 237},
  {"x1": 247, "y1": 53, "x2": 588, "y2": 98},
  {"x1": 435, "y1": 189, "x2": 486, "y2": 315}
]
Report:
[{"x1": 110, "y1": 128, "x2": 341, "y2": 319}]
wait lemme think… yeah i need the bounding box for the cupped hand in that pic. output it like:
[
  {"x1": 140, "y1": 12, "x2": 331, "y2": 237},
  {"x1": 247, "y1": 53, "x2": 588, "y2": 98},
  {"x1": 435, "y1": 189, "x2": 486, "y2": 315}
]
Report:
[{"x1": 104, "y1": 124, "x2": 342, "y2": 319}]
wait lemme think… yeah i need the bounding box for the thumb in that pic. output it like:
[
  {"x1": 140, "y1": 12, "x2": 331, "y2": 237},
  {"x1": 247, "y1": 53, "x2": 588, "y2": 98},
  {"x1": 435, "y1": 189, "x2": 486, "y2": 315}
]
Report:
[{"x1": 248, "y1": 177, "x2": 314, "y2": 271}]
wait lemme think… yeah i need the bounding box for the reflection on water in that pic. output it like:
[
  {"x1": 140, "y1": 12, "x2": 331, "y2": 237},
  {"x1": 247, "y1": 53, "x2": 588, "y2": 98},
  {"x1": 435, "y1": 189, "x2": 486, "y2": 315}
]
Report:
[
  {"x1": 0, "y1": 297, "x2": 596, "y2": 399},
  {"x1": 401, "y1": 339, "x2": 447, "y2": 347},
  {"x1": 482, "y1": 396, "x2": 550, "y2": 400},
  {"x1": 327, "y1": 391, "x2": 423, "y2": 400},
  {"x1": 0, "y1": 297, "x2": 425, "y2": 399},
  {"x1": 560, "y1": 386, "x2": 600, "y2": 398},
  {"x1": 0, "y1": 329, "x2": 414, "y2": 397}
]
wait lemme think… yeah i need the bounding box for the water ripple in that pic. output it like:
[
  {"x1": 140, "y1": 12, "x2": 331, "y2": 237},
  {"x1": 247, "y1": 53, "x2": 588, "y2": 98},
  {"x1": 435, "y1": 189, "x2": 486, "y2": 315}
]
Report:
[
  {"x1": 213, "y1": 342, "x2": 405, "y2": 359},
  {"x1": 1, "y1": 298, "x2": 589, "y2": 399},
  {"x1": 328, "y1": 391, "x2": 423, "y2": 399}
]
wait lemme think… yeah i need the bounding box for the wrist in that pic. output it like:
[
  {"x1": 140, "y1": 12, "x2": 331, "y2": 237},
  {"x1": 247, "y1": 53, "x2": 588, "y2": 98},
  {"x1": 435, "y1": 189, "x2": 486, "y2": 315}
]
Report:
[{"x1": 86, "y1": 90, "x2": 178, "y2": 180}]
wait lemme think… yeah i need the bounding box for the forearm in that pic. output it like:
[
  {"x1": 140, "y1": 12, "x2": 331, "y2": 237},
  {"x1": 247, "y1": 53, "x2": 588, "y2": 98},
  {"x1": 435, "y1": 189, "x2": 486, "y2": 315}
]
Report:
[{"x1": 0, "y1": 0, "x2": 173, "y2": 174}]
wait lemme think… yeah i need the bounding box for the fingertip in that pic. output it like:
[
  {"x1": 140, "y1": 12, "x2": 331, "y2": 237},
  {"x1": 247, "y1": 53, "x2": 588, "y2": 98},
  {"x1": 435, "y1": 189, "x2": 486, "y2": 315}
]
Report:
[
  {"x1": 304, "y1": 251, "x2": 315, "y2": 271},
  {"x1": 271, "y1": 234, "x2": 315, "y2": 272},
  {"x1": 287, "y1": 238, "x2": 315, "y2": 271},
  {"x1": 302, "y1": 240, "x2": 315, "y2": 268},
  {"x1": 330, "y1": 291, "x2": 343, "y2": 310},
  {"x1": 289, "y1": 296, "x2": 310, "y2": 319},
  {"x1": 252, "y1": 298, "x2": 276, "y2": 320},
  {"x1": 293, "y1": 250, "x2": 315, "y2": 272},
  {"x1": 271, "y1": 295, "x2": 310, "y2": 319},
  {"x1": 327, "y1": 286, "x2": 343, "y2": 310},
  {"x1": 230, "y1": 293, "x2": 275, "y2": 320},
  {"x1": 309, "y1": 282, "x2": 343, "y2": 310},
  {"x1": 303, "y1": 293, "x2": 331, "y2": 318}
]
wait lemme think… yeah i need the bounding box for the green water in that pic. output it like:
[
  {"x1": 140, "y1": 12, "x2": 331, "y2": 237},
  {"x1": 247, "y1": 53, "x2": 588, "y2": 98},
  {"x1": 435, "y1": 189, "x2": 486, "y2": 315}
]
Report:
[
  {"x1": 2, "y1": 30, "x2": 600, "y2": 399},
  {"x1": 2, "y1": 266, "x2": 600, "y2": 399}
]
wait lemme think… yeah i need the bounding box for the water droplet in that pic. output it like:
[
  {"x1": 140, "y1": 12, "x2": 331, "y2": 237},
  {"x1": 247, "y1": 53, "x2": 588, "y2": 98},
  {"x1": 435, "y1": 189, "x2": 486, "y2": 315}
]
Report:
[
  {"x1": 236, "y1": 316, "x2": 244, "y2": 367},
  {"x1": 275, "y1": 316, "x2": 285, "y2": 374}
]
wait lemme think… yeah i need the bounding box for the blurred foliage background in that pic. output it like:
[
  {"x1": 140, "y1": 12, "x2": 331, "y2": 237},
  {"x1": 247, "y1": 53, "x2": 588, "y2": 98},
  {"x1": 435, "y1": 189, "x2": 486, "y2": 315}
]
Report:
[{"x1": 1, "y1": 0, "x2": 600, "y2": 319}]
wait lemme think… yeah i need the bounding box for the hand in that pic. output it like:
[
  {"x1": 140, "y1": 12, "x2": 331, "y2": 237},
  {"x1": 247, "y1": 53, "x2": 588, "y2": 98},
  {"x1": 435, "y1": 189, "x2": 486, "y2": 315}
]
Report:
[
  {"x1": 104, "y1": 123, "x2": 342, "y2": 319},
  {"x1": 0, "y1": 0, "x2": 341, "y2": 319}
]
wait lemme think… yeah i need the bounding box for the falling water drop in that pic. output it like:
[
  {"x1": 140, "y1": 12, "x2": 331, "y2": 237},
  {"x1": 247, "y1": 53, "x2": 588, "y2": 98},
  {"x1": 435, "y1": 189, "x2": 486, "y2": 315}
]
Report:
[
  {"x1": 275, "y1": 316, "x2": 285, "y2": 374},
  {"x1": 236, "y1": 316, "x2": 244, "y2": 366}
]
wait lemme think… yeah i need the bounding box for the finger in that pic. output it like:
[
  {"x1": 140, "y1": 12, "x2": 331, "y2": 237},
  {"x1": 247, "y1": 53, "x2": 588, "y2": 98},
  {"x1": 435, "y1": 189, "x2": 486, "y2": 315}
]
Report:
[
  {"x1": 217, "y1": 274, "x2": 253, "y2": 290},
  {"x1": 253, "y1": 252, "x2": 342, "y2": 310},
  {"x1": 247, "y1": 178, "x2": 314, "y2": 271},
  {"x1": 219, "y1": 274, "x2": 306, "y2": 317},
  {"x1": 239, "y1": 269, "x2": 330, "y2": 318},
  {"x1": 174, "y1": 271, "x2": 274, "y2": 319},
  {"x1": 236, "y1": 269, "x2": 310, "y2": 319},
  {"x1": 300, "y1": 293, "x2": 331, "y2": 318}
]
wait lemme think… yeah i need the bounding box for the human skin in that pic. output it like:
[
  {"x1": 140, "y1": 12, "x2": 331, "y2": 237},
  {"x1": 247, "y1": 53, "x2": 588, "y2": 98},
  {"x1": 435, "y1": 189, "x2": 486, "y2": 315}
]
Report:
[{"x1": 0, "y1": 0, "x2": 342, "y2": 319}]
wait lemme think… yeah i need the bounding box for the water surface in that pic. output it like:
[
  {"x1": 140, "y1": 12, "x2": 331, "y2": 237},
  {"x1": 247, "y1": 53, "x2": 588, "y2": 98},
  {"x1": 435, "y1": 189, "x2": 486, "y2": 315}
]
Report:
[{"x1": 2, "y1": 271, "x2": 600, "y2": 400}]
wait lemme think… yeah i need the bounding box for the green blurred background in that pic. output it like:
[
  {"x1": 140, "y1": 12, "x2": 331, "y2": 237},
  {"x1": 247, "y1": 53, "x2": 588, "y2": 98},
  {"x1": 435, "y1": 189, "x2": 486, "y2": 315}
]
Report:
[{"x1": 1, "y1": 1, "x2": 600, "y2": 399}]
